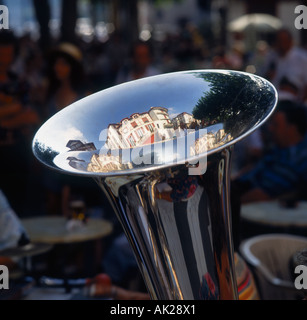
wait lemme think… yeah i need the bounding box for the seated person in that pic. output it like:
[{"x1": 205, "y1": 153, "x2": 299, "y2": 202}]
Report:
[
  {"x1": 233, "y1": 100, "x2": 307, "y2": 204},
  {"x1": 0, "y1": 189, "x2": 30, "y2": 251},
  {"x1": 0, "y1": 189, "x2": 30, "y2": 272}
]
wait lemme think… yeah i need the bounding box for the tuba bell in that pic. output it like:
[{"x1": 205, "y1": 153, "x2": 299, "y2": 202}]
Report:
[{"x1": 32, "y1": 70, "x2": 277, "y2": 300}]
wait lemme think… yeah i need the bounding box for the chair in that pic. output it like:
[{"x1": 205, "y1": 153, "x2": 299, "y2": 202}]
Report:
[{"x1": 239, "y1": 233, "x2": 307, "y2": 300}]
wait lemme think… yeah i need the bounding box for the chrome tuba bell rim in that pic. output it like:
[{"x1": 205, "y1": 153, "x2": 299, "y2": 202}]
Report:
[{"x1": 32, "y1": 69, "x2": 277, "y2": 177}]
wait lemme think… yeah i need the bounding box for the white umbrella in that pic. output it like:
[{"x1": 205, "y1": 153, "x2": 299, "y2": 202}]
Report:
[{"x1": 228, "y1": 13, "x2": 283, "y2": 33}]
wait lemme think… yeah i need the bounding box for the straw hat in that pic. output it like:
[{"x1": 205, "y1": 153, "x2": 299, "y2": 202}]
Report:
[{"x1": 53, "y1": 42, "x2": 83, "y2": 62}]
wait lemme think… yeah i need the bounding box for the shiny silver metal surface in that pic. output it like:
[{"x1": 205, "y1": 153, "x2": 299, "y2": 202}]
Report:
[{"x1": 32, "y1": 70, "x2": 277, "y2": 300}]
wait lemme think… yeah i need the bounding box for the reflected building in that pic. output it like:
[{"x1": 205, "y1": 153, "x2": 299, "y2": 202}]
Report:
[
  {"x1": 87, "y1": 153, "x2": 133, "y2": 173},
  {"x1": 106, "y1": 107, "x2": 175, "y2": 150},
  {"x1": 65, "y1": 110, "x2": 233, "y2": 174},
  {"x1": 66, "y1": 140, "x2": 97, "y2": 151},
  {"x1": 190, "y1": 129, "x2": 232, "y2": 156},
  {"x1": 65, "y1": 140, "x2": 97, "y2": 171},
  {"x1": 172, "y1": 112, "x2": 196, "y2": 129}
]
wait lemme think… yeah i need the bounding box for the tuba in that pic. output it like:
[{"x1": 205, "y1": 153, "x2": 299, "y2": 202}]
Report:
[{"x1": 32, "y1": 70, "x2": 277, "y2": 300}]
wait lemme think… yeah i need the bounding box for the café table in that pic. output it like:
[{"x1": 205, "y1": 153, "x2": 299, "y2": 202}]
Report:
[
  {"x1": 240, "y1": 200, "x2": 307, "y2": 238},
  {"x1": 0, "y1": 242, "x2": 53, "y2": 280},
  {"x1": 0, "y1": 243, "x2": 53, "y2": 259},
  {"x1": 20, "y1": 216, "x2": 113, "y2": 282},
  {"x1": 21, "y1": 216, "x2": 113, "y2": 244}
]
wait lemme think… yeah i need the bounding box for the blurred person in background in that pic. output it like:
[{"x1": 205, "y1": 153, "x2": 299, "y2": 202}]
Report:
[
  {"x1": 41, "y1": 43, "x2": 91, "y2": 217},
  {"x1": 246, "y1": 40, "x2": 270, "y2": 76},
  {"x1": 277, "y1": 76, "x2": 300, "y2": 103},
  {"x1": 11, "y1": 34, "x2": 45, "y2": 108},
  {"x1": 0, "y1": 189, "x2": 30, "y2": 251},
  {"x1": 0, "y1": 189, "x2": 30, "y2": 277},
  {"x1": 0, "y1": 30, "x2": 40, "y2": 216},
  {"x1": 263, "y1": 28, "x2": 307, "y2": 103},
  {"x1": 233, "y1": 100, "x2": 307, "y2": 204},
  {"x1": 43, "y1": 42, "x2": 86, "y2": 119},
  {"x1": 230, "y1": 100, "x2": 307, "y2": 249},
  {"x1": 232, "y1": 129, "x2": 264, "y2": 177},
  {"x1": 116, "y1": 40, "x2": 160, "y2": 84}
]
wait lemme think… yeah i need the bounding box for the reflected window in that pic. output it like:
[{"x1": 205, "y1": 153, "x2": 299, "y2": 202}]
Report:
[
  {"x1": 137, "y1": 128, "x2": 144, "y2": 138},
  {"x1": 147, "y1": 124, "x2": 154, "y2": 133},
  {"x1": 128, "y1": 135, "x2": 136, "y2": 146}
]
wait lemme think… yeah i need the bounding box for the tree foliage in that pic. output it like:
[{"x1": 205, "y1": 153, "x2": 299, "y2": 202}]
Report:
[{"x1": 192, "y1": 71, "x2": 276, "y2": 134}]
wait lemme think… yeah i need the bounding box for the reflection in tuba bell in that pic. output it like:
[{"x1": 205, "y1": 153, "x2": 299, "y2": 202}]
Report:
[{"x1": 33, "y1": 70, "x2": 277, "y2": 300}]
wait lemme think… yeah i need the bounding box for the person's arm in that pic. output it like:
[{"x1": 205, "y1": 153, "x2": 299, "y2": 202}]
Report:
[{"x1": 84, "y1": 273, "x2": 150, "y2": 300}]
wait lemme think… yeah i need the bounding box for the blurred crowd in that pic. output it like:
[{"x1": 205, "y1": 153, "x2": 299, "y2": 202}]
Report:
[
  {"x1": 1, "y1": 20, "x2": 307, "y2": 218},
  {"x1": 1, "y1": 20, "x2": 307, "y2": 294}
]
